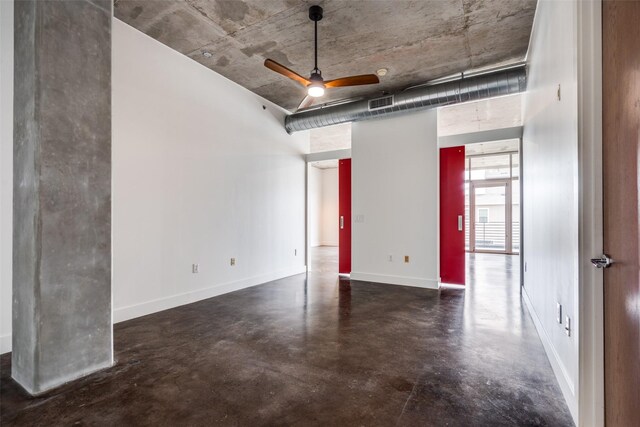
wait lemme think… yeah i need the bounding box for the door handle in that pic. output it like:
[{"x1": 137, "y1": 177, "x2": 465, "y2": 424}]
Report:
[
  {"x1": 590, "y1": 254, "x2": 613, "y2": 269},
  {"x1": 340, "y1": 216, "x2": 344, "y2": 229},
  {"x1": 457, "y1": 215, "x2": 463, "y2": 231}
]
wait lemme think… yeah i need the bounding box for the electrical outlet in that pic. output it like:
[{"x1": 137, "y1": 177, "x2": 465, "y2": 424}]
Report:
[
  {"x1": 564, "y1": 316, "x2": 571, "y2": 336},
  {"x1": 230, "y1": 258, "x2": 236, "y2": 266},
  {"x1": 192, "y1": 264, "x2": 199, "y2": 274},
  {"x1": 404, "y1": 255, "x2": 410, "y2": 263},
  {"x1": 388, "y1": 255, "x2": 393, "y2": 262},
  {"x1": 557, "y1": 303, "x2": 562, "y2": 324}
]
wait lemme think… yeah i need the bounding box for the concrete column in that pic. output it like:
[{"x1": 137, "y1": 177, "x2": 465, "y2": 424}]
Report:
[{"x1": 13, "y1": 0, "x2": 112, "y2": 394}]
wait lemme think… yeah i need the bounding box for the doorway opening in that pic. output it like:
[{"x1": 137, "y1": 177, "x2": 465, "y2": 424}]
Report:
[
  {"x1": 306, "y1": 123, "x2": 352, "y2": 276},
  {"x1": 308, "y1": 160, "x2": 339, "y2": 273},
  {"x1": 465, "y1": 140, "x2": 520, "y2": 254},
  {"x1": 463, "y1": 139, "x2": 521, "y2": 284},
  {"x1": 307, "y1": 158, "x2": 351, "y2": 275}
]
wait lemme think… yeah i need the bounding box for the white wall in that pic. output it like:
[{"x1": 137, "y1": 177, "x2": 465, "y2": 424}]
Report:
[
  {"x1": 0, "y1": 0, "x2": 14, "y2": 354},
  {"x1": 112, "y1": 20, "x2": 309, "y2": 322},
  {"x1": 308, "y1": 166, "x2": 322, "y2": 247},
  {"x1": 351, "y1": 110, "x2": 439, "y2": 289},
  {"x1": 308, "y1": 166, "x2": 338, "y2": 248},
  {"x1": 320, "y1": 168, "x2": 338, "y2": 246},
  {"x1": 522, "y1": 0, "x2": 579, "y2": 421}
]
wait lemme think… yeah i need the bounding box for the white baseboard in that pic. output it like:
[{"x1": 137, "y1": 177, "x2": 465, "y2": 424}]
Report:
[
  {"x1": 1, "y1": 333, "x2": 11, "y2": 355},
  {"x1": 522, "y1": 287, "x2": 578, "y2": 422},
  {"x1": 0, "y1": 267, "x2": 307, "y2": 356},
  {"x1": 349, "y1": 272, "x2": 439, "y2": 289},
  {"x1": 113, "y1": 266, "x2": 307, "y2": 323}
]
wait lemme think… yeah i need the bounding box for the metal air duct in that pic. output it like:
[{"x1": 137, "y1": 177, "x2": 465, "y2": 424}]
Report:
[{"x1": 284, "y1": 65, "x2": 526, "y2": 133}]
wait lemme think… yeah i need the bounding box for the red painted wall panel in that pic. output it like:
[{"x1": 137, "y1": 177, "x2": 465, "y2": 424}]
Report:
[
  {"x1": 440, "y1": 146, "x2": 466, "y2": 285},
  {"x1": 338, "y1": 159, "x2": 352, "y2": 274}
]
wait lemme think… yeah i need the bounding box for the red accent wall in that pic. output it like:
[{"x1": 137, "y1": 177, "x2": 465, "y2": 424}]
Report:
[
  {"x1": 338, "y1": 159, "x2": 352, "y2": 274},
  {"x1": 440, "y1": 146, "x2": 466, "y2": 285}
]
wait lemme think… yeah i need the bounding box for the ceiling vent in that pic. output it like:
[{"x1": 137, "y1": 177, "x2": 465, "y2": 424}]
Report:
[{"x1": 368, "y1": 95, "x2": 394, "y2": 111}]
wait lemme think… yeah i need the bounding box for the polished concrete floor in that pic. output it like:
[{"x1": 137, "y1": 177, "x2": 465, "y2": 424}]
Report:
[{"x1": 1, "y1": 249, "x2": 573, "y2": 426}]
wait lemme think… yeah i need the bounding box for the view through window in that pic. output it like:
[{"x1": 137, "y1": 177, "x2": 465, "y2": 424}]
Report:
[{"x1": 464, "y1": 140, "x2": 520, "y2": 254}]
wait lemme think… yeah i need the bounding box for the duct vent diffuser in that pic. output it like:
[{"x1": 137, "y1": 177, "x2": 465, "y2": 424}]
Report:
[{"x1": 368, "y1": 95, "x2": 393, "y2": 110}]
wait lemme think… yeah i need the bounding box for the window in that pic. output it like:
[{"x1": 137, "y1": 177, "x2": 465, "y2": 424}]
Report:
[
  {"x1": 478, "y1": 208, "x2": 489, "y2": 223},
  {"x1": 464, "y1": 140, "x2": 520, "y2": 254},
  {"x1": 469, "y1": 154, "x2": 511, "y2": 180}
]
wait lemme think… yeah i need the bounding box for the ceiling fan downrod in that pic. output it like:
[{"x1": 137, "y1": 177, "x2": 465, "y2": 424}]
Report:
[{"x1": 309, "y1": 5, "x2": 323, "y2": 77}]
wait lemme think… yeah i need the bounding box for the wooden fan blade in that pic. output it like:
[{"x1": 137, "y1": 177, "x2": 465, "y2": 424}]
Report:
[
  {"x1": 324, "y1": 74, "x2": 380, "y2": 88},
  {"x1": 264, "y1": 59, "x2": 310, "y2": 87},
  {"x1": 297, "y1": 95, "x2": 315, "y2": 111}
]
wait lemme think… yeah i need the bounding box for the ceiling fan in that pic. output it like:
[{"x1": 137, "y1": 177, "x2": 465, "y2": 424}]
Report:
[{"x1": 264, "y1": 5, "x2": 380, "y2": 111}]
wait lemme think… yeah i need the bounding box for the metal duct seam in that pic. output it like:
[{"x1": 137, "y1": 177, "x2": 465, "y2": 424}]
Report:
[{"x1": 283, "y1": 66, "x2": 526, "y2": 134}]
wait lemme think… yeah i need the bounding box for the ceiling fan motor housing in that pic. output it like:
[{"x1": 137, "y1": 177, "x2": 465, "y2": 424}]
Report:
[
  {"x1": 309, "y1": 71, "x2": 323, "y2": 83},
  {"x1": 309, "y1": 5, "x2": 323, "y2": 22}
]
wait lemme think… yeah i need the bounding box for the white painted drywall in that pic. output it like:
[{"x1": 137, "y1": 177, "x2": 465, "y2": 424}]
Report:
[
  {"x1": 521, "y1": 0, "x2": 579, "y2": 421},
  {"x1": 320, "y1": 168, "x2": 338, "y2": 246},
  {"x1": 351, "y1": 110, "x2": 439, "y2": 289},
  {"x1": 112, "y1": 20, "x2": 309, "y2": 322},
  {"x1": 308, "y1": 166, "x2": 338, "y2": 248},
  {"x1": 308, "y1": 166, "x2": 322, "y2": 247},
  {"x1": 0, "y1": 0, "x2": 14, "y2": 354}
]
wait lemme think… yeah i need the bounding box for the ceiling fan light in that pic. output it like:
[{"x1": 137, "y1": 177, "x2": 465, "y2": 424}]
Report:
[{"x1": 307, "y1": 83, "x2": 325, "y2": 97}]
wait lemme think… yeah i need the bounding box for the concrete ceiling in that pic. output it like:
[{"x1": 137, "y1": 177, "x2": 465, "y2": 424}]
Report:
[
  {"x1": 311, "y1": 159, "x2": 338, "y2": 169},
  {"x1": 438, "y1": 93, "x2": 522, "y2": 136},
  {"x1": 466, "y1": 139, "x2": 519, "y2": 156},
  {"x1": 310, "y1": 122, "x2": 351, "y2": 153},
  {"x1": 114, "y1": 0, "x2": 536, "y2": 111}
]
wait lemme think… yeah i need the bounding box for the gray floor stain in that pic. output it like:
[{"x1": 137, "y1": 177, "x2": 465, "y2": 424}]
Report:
[{"x1": 1, "y1": 249, "x2": 573, "y2": 426}]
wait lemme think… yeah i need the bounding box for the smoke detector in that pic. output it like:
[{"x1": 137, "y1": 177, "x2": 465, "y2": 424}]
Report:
[
  {"x1": 376, "y1": 68, "x2": 388, "y2": 77},
  {"x1": 203, "y1": 52, "x2": 213, "y2": 58}
]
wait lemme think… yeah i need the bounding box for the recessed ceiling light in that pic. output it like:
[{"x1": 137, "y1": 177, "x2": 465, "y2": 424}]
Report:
[
  {"x1": 203, "y1": 52, "x2": 213, "y2": 58},
  {"x1": 376, "y1": 68, "x2": 388, "y2": 77}
]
